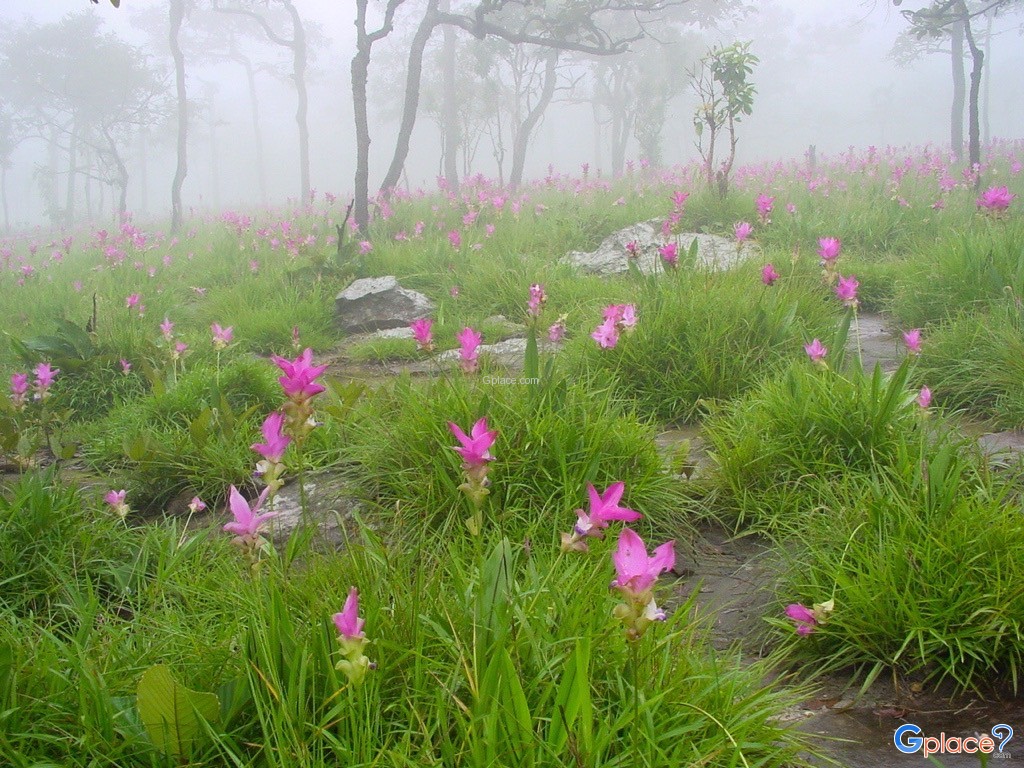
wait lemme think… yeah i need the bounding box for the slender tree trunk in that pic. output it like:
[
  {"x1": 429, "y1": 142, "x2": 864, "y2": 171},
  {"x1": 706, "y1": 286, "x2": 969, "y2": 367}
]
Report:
[
  {"x1": 950, "y1": 19, "x2": 965, "y2": 161},
  {"x1": 237, "y1": 55, "x2": 267, "y2": 206},
  {"x1": 959, "y1": 2, "x2": 983, "y2": 177},
  {"x1": 169, "y1": 0, "x2": 188, "y2": 233},
  {"x1": 379, "y1": 0, "x2": 439, "y2": 197},
  {"x1": 440, "y1": 0, "x2": 460, "y2": 193},
  {"x1": 982, "y1": 12, "x2": 992, "y2": 147},
  {"x1": 352, "y1": 0, "x2": 373, "y2": 232},
  {"x1": 509, "y1": 51, "x2": 558, "y2": 190},
  {"x1": 1, "y1": 164, "x2": 8, "y2": 233},
  {"x1": 103, "y1": 127, "x2": 130, "y2": 217},
  {"x1": 65, "y1": 122, "x2": 77, "y2": 227},
  {"x1": 284, "y1": 1, "x2": 311, "y2": 207},
  {"x1": 592, "y1": 100, "x2": 602, "y2": 175}
]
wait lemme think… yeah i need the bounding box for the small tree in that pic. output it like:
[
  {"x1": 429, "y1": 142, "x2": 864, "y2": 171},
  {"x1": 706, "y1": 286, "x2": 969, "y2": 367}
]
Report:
[{"x1": 690, "y1": 41, "x2": 757, "y2": 196}]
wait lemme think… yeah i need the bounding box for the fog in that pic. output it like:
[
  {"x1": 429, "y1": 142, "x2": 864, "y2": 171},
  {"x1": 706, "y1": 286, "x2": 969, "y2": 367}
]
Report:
[{"x1": 1, "y1": 0, "x2": 1021, "y2": 229}]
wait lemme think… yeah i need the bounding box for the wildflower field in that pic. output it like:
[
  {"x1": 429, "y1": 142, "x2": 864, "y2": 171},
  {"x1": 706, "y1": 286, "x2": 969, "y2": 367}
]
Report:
[{"x1": 1, "y1": 142, "x2": 1023, "y2": 767}]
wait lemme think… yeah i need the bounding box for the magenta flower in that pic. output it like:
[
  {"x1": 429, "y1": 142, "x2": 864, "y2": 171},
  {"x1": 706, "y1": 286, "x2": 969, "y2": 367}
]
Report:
[
  {"x1": 804, "y1": 339, "x2": 828, "y2": 364},
  {"x1": 761, "y1": 263, "x2": 780, "y2": 286},
  {"x1": 573, "y1": 482, "x2": 642, "y2": 538},
  {"x1": 187, "y1": 496, "x2": 207, "y2": 514},
  {"x1": 223, "y1": 484, "x2": 276, "y2": 542},
  {"x1": 548, "y1": 320, "x2": 566, "y2": 342},
  {"x1": 785, "y1": 603, "x2": 817, "y2": 636},
  {"x1": 917, "y1": 386, "x2": 932, "y2": 409},
  {"x1": 271, "y1": 348, "x2": 329, "y2": 401},
  {"x1": 410, "y1": 318, "x2": 434, "y2": 351},
  {"x1": 120, "y1": 359, "x2": 132, "y2": 374},
  {"x1": 976, "y1": 185, "x2": 1015, "y2": 213},
  {"x1": 903, "y1": 329, "x2": 922, "y2": 355},
  {"x1": 448, "y1": 230, "x2": 462, "y2": 250},
  {"x1": 173, "y1": 341, "x2": 189, "y2": 360},
  {"x1": 611, "y1": 528, "x2": 675, "y2": 597},
  {"x1": 786, "y1": 202, "x2": 797, "y2": 215},
  {"x1": 625, "y1": 240, "x2": 640, "y2": 259},
  {"x1": 448, "y1": 417, "x2": 497, "y2": 470},
  {"x1": 33, "y1": 362, "x2": 59, "y2": 398},
  {"x1": 755, "y1": 193, "x2": 775, "y2": 222},
  {"x1": 591, "y1": 317, "x2": 620, "y2": 349},
  {"x1": 835, "y1": 275, "x2": 859, "y2": 308},
  {"x1": 671, "y1": 190, "x2": 690, "y2": 210},
  {"x1": 358, "y1": 240, "x2": 373, "y2": 255},
  {"x1": 212, "y1": 323, "x2": 234, "y2": 349},
  {"x1": 10, "y1": 372, "x2": 28, "y2": 408},
  {"x1": 456, "y1": 327, "x2": 482, "y2": 373},
  {"x1": 734, "y1": 221, "x2": 754, "y2": 243},
  {"x1": 333, "y1": 586, "x2": 366, "y2": 640},
  {"x1": 817, "y1": 237, "x2": 841, "y2": 264},
  {"x1": 104, "y1": 489, "x2": 130, "y2": 519},
  {"x1": 160, "y1": 317, "x2": 174, "y2": 341},
  {"x1": 528, "y1": 283, "x2": 546, "y2": 317},
  {"x1": 659, "y1": 242, "x2": 679, "y2": 268},
  {"x1": 252, "y1": 411, "x2": 291, "y2": 464},
  {"x1": 126, "y1": 293, "x2": 141, "y2": 310}
]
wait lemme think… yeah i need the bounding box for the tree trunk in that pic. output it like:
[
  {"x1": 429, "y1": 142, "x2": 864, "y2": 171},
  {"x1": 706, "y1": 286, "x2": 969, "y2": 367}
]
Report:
[
  {"x1": 1, "y1": 164, "x2": 8, "y2": 233},
  {"x1": 284, "y1": 1, "x2": 311, "y2": 207},
  {"x1": 509, "y1": 50, "x2": 558, "y2": 190},
  {"x1": 379, "y1": 0, "x2": 439, "y2": 197},
  {"x1": 352, "y1": 0, "x2": 373, "y2": 233},
  {"x1": 959, "y1": 2, "x2": 983, "y2": 177},
  {"x1": 949, "y1": 19, "x2": 965, "y2": 161},
  {"x1": 169, "y1": 0, "x2": 188, "y2": 233},
  {"x1": 238, "y1": 55, "x2": 267, "y2": 206},
  {"x1": 65, "y1": 123, "x2": 77, "y2": 227},
  {"x1": 440, "y1": 0, "x2": 460, "y2": 194},
  {"x1": 103, "y1": 126, "x2": 130, "y2": 217}
]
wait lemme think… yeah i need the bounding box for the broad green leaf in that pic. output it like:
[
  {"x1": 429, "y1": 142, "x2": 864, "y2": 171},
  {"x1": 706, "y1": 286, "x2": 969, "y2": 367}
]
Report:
[{"x1": 137, "y1": 664, "x2": 219, "y2": 759}]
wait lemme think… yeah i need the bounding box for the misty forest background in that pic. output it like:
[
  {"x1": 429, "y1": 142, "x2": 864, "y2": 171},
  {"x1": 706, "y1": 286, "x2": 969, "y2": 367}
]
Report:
[{"x1": 0, "y1": 0, "x2": 1022, "y2": 233}]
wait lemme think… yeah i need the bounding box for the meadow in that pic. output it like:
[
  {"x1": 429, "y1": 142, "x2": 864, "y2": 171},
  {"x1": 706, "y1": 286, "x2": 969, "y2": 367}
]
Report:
[{"x1": 1, "y1": 141, "x2": 1022, "y2": 767}]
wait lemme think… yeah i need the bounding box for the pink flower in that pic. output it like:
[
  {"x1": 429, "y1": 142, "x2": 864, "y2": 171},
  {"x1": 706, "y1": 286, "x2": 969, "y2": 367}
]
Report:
[
  {"x1": 548, "y1": 320, "x2": 566, "y2": 342},
  {"x1": 755, "y1": 193, "x2": 775, "y2": 222},
  {"x1": 734, "y1": 221, "x2": 754, "y2": 243},
  {"x1": 126, "y1": 293, "x2": 141, "y2": 310},
  {"x1": 659, "y1": 242, "x2": 678, "y2": 267},
  {"x1": 222, "y1": 484, "x2": 276, "y2": 542},
  {"x1": 573, "y1": 482, "x2": 641, "y2": 539},
  {"x1": 456, "y1": 327, "x2": 482, "y2": 372},
  {"x1": 835, "y1": 275, "x2": 859, "y2": 308},
  {"x1": 671, "y1": 190, "x2": 690, "y2": 210},
  {"x1": 448, "y1": 417, "x2": 497, "y2": 470},
  {"x1": 591, "y1": 317, "x2": 619, "y2": 349},
  {"x1": 976, "y1": 185, "x2": 1015, "y2": 212},
  {"x1": 917, "y1": 386, "x2": 932, "y2": 409},
  {"x1": 761, "y1": 263, "x2": 780, "y2": 286},
  {"x1": 785, "y1": 603, "x2": 817, "y2": 636},
  {"x1": 410, "y1": 318, "x2": 434, "y2": 351},
  {"x1": 527, "y1": 284, "x2": 546, "y2": 317},
  {"x1": 333, "y1": 586, "x2": 366, "y2": 640},
  {"x1": 212, "y1": 323, "x2": 234, "y2": 349},
  {"x1": 33, "y1": 362, "x2": 59, "y2": 397},
  {"x1": 104, "y1": 489, "x2": 130, "y2": 519},
  {"x1": 903, "y1": 329, "x2": 922, "y2": 355},
  {"x1": 359, "y1": 240, "x2": 373, "y2": 255},
  {"x1": 160, "y1": 317, "x2": 174, "y2": 341},
  {"x1": 611, "y1": 527, "x2": 675, "y2": 599},
  {"x1": 271, "y1": 348, "x2": 329, "y2": 401},
  {"x1": 448, "y1": 230, "x2": 462, "y2": 250},
  {"x1": 625, "y1": 240, "x2": 640, "y2": 259},
  {"x1": 173, "y1": 341, "x2": 189, "y2": 360},
  {"x1": 187, "y1": 497, "x2": 206, "y2": 514},
  {"x1": 10, "y1": 372, "x2": 29, "y2": 407},
  {"x1": 252, "y1": 411, "x2": 292, "y2": 464},
  {"x1": 786, "y1": 202, "x2": 797, "y2": 215},
  {"x1": 817, "y1": 237, "x2": 841, "y2": 264},
  {"x1": 804, "y1": 339, "x2": 828, "y2": 364},
  {"x1": 120, "y1": 359, "x2": 132, "y2": 374}
]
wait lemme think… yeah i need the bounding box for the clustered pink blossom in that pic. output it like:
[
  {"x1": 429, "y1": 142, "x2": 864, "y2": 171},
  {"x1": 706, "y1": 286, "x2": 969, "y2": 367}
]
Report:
[
  {"x1": 610, "y1": 527, "x2": 676, "y2": 642},
  {"x1": 761, "y1": 263, "x2": 780, "y2": 286},
  {"x1": 591, "y1": 304, "x2": 637, "y2": 349},
  {"x1": 456, "y1": 327, "x2": 483, "y2": 373},
  {"x1": 410, "y1": 318, "x2": 434, "y2": 352}
]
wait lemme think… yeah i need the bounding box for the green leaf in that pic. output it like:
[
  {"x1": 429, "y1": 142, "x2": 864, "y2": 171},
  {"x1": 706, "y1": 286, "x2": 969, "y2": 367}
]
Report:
[
  {"x1": 136, "y1": 664, "x2": 219, "y2": 759},
  {"x1": 189, "y1": 408, "x2": 213, "y2": 449}
]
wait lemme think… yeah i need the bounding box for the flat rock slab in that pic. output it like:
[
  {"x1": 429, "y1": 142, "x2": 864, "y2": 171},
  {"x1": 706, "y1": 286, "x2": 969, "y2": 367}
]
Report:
[
  {"x1": 265, "y1": 471, "x2": 364, "y2": 548},
  {"x1": 563, "y1": 220, "x2": 759, "y2": 276},
  {"x1": 977, "y1": 430, "x2": 1024, "y2": 463},
  {"x1": 852, "y1": 313, "x2": 902, "y2": 373},
  {"x1": 335, "y1": 276, "x2": 435, "y2": 333},
  {"x1": 436, "y1": 337, "x2": 561, "y2": 368}
]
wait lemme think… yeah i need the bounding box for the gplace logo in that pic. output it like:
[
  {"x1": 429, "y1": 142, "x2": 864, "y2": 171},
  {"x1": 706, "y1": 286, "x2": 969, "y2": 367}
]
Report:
[{"x1": 894, "y1": 723, "x2": 1014, "y2": 759}]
